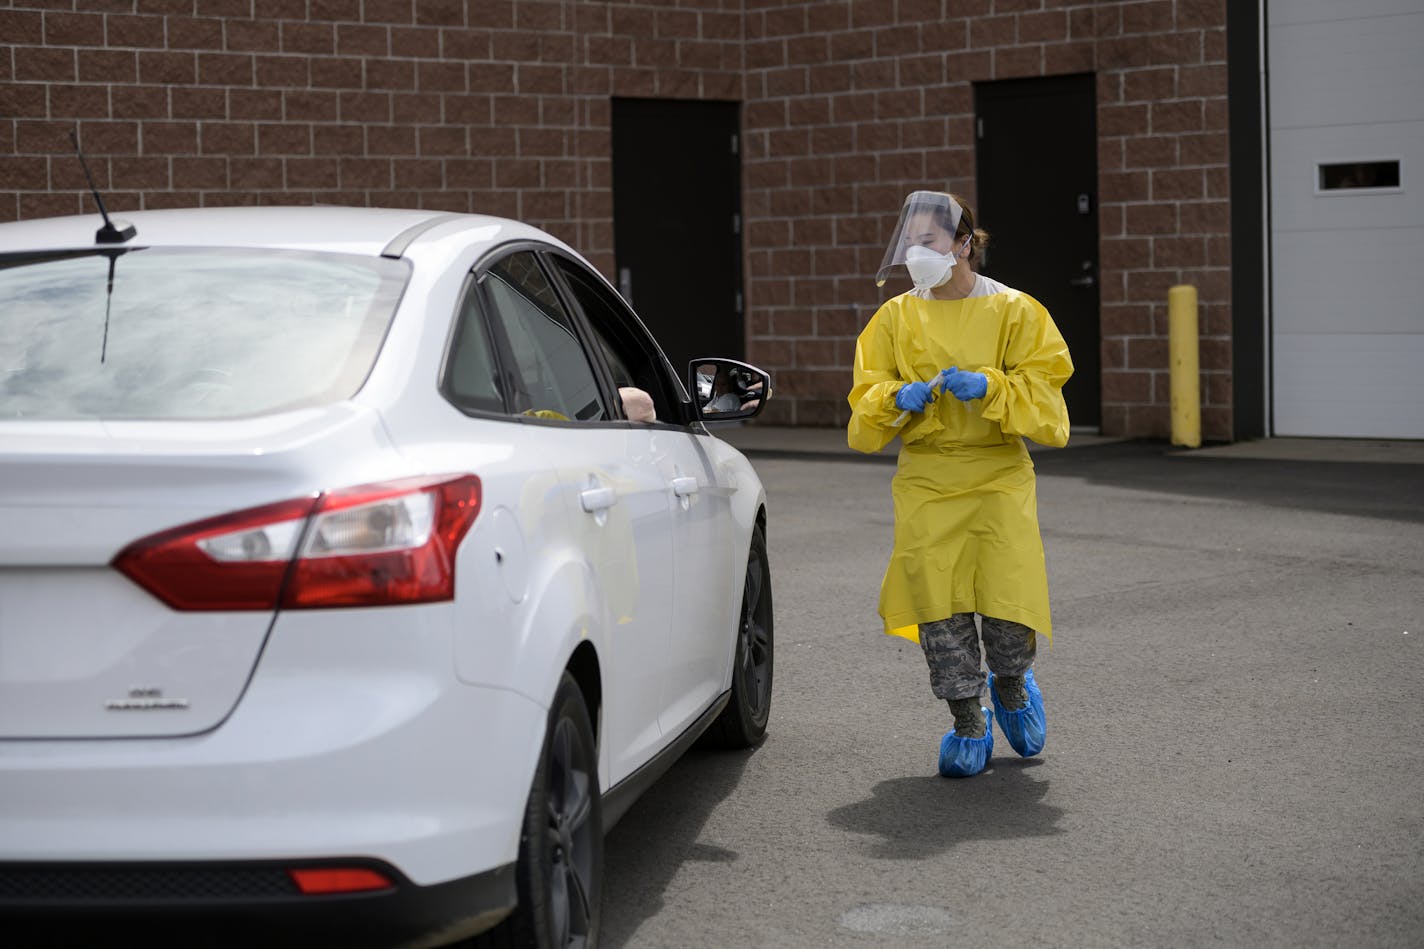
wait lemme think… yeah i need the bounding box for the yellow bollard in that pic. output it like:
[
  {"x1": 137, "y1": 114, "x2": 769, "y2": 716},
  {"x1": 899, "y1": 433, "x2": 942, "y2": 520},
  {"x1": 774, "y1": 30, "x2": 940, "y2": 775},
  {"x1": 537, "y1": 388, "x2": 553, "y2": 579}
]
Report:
[{"x1": 1168, "y1": 284, "x2": 1201, "y2": 448}]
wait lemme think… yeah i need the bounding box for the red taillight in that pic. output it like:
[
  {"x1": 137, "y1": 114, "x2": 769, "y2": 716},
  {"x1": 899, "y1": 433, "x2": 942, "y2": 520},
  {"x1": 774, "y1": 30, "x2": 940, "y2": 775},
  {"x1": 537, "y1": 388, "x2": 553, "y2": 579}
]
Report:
[
  {"x1": 283, "y1": 475, "x2": 482, "y2": 609},
  {"x1": 288, "y1": 867, "x2": 394, "y2": 894},
  {"x1": 114, "y1": 474, "x2": 482, "y2": 611}
]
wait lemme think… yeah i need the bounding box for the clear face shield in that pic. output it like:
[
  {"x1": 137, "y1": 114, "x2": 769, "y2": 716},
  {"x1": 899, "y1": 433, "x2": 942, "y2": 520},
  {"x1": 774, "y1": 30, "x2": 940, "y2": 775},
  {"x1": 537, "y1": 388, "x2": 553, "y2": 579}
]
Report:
[{"x1": 875, "y1": 191, "x2": 967, "y2": 289}]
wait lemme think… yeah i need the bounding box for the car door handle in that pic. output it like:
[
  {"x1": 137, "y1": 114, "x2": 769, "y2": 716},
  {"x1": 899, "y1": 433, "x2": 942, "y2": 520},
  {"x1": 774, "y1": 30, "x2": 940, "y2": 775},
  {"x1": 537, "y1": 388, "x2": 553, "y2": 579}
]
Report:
[
  {"x1": 670, "y1": 476, "x2": 699, "y2": 497},
  {"x1": 579, "y1": 486, "x2": 616, "y2": 513}
]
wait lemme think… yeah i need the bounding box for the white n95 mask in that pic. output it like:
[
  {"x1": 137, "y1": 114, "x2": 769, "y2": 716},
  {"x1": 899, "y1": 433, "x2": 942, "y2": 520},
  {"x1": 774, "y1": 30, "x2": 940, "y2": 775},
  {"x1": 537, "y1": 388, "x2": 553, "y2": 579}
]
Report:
[{"x1": 904, "y1": 244, "x2": 956, "y2": 290}]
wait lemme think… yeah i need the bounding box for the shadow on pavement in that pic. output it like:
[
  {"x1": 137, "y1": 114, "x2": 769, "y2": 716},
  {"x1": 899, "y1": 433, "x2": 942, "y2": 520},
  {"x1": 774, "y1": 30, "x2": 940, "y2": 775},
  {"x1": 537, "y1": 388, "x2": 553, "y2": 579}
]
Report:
[
  {"x1": 826, "y1": 759, "x2": 1064, "y2": 860},
  {"x1": 600, "y1": 745, "x2": 755, "y2": 947},
  {"x1": 1031, "y1": 440, "x2": 1424, "y2": 524}
]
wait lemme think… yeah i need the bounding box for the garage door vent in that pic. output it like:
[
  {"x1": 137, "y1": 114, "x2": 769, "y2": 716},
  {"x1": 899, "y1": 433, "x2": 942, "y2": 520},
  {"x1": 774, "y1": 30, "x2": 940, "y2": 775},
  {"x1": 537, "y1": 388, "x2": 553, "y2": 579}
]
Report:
[{"x1": 1317, "y1": 159, "x2": 1401, "y2": 192}]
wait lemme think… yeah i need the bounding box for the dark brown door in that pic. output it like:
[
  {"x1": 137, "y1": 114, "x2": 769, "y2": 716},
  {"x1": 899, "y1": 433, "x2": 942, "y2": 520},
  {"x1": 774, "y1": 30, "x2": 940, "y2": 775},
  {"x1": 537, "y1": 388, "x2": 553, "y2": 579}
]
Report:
[
  {"x1": 611, "y1": 98, "x2": 743, "y2": 375},
  {"x1": 975, "y1": 74, "x2": 1101, "y2": 428}
]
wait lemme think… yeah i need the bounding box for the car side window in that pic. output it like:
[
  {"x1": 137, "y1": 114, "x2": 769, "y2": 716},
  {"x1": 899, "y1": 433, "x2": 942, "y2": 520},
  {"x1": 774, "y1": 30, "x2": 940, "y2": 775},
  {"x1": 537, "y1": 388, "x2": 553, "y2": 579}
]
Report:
[
  {"x1": 481, "y1": 252, "x2": 608, "y2": 422},
  {"x1": 443, "y1": 275, "x2": 506, "y2": 414},
  {"x1": 551, "y1": 255, "x2": 683, "y2": 424}
]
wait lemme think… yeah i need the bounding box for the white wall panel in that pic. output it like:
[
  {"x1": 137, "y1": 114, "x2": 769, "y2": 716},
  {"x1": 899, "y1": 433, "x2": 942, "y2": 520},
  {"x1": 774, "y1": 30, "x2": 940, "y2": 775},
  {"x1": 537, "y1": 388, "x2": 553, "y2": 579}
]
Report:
[
  {"x1": 1271, "y1": 229, "x2": 1424, "y2": 334},
  {"x1": 1268, "y1": 4, "x2": 1424, "y2": 438},
  {"x1": 1269, "y1": 12, "x2": 1424, "y2": 128},
  {"x1": 1270, "y1": 0, "x2": 1424, "y2": 27},
  {"x1": 1274, "y1": 334, "x2": 1424, "y2": 437}
]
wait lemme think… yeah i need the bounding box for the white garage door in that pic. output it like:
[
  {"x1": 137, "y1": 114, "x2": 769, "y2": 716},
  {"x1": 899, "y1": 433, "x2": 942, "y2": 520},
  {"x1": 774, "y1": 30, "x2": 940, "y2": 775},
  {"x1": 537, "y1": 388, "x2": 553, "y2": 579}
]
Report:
[{"x1": 1268, "y1": 1, "x2": 1424, "y2": 437}]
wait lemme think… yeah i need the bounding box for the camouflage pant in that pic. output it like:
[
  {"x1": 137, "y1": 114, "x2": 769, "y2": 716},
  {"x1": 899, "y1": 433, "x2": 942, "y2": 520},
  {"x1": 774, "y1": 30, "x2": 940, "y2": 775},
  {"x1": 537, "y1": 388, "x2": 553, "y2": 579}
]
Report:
[{"x1": 918, "y1": 614, "x2": 1037, "y2": 702}]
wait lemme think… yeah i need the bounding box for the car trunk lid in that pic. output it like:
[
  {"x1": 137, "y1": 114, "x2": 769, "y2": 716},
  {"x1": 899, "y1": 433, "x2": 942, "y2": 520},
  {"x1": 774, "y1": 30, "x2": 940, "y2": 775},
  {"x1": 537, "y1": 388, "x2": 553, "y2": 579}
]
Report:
[{"x1": 0, "y1": 410, "x2": 399, "y2": 739}]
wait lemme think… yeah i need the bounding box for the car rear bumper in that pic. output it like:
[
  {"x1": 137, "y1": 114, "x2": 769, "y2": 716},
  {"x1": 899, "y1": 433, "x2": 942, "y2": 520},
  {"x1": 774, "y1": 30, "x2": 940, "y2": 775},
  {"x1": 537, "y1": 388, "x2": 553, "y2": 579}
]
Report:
[{"x1": 0, "y1": 857, "x2": 515, "y2": 948}]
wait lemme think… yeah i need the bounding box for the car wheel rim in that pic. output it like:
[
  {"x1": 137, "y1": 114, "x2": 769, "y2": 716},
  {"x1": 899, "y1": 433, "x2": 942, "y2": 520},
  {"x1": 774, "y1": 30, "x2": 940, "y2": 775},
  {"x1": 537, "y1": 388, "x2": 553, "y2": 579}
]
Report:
[
  {"x1": 546, "y1": 718, "x2": 595, "y2": 948},
  {"x1": 739, "y1": 550, "x2": 772, "y2": 718}
]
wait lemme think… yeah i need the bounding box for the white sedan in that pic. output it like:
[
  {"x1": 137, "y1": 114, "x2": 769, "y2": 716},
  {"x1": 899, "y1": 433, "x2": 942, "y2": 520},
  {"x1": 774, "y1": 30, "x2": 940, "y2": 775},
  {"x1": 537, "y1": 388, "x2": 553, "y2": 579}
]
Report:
[{"x1": 0, "y1": 206, "x2": 774, "y2": 948}]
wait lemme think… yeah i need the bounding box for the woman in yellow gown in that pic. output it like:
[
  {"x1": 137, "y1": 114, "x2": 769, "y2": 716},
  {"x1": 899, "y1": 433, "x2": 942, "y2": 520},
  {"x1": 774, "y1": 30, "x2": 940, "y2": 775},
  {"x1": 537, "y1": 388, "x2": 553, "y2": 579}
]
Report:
[{"x1": 847, "y1": 191, "x2": 1073, "y2": 777}]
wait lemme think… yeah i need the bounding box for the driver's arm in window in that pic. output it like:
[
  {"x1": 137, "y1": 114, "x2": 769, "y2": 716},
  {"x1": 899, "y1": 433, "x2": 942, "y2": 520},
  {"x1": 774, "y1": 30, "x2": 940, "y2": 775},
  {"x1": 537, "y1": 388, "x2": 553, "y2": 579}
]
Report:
[{"x1": 619, "y1": 386, "x2": 656, "y2": 423}]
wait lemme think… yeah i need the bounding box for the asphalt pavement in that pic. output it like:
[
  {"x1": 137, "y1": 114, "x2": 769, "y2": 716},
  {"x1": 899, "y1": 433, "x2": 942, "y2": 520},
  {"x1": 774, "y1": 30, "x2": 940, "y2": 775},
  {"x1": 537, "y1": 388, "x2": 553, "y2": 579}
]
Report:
[{"x1": 601, "y1": 426, "x2": 1424, "y2": 948}]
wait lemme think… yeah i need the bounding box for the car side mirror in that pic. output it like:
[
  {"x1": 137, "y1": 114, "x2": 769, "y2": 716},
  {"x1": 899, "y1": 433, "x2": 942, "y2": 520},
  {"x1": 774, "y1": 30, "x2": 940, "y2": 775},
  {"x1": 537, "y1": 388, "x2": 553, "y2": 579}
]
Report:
[{"x1": 688, "y1": 358, "x2": 772, "y2": 422}]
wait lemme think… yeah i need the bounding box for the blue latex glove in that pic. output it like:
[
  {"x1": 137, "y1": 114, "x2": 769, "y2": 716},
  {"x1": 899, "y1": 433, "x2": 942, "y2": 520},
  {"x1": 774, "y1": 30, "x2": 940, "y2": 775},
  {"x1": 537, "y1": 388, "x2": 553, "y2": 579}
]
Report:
[
  {"x1": 894, "y1": 381, "x2": 935, "y2": 413},
  {"x1": 941, "y1": 366, "x2": 988, "y2": 401}
]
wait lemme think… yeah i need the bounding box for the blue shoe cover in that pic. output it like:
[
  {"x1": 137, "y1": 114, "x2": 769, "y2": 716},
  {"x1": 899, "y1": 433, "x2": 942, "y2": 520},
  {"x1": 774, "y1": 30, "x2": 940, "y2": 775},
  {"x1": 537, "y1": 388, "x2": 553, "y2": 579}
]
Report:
[
  {"x1": 937, "y1": 707, "x2": 993, "y2": 778},
  {"x1": 989, "y1": 668, "x2": 1046, "y2": 758}
]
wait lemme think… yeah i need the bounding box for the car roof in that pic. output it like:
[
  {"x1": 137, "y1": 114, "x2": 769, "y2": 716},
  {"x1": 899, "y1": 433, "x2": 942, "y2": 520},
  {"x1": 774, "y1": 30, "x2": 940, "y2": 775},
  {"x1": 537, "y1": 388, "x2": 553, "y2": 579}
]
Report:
[{"x1": 0, "y1": 206, "x2": 560, "y2": 258}]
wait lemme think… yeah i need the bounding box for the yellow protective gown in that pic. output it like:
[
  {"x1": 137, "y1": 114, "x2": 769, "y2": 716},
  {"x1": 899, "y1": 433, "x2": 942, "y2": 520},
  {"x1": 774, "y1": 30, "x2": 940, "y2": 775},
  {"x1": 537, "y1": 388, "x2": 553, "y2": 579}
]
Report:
[{"x1": 847, "y1": 281, "x2": 1073, "y2": 643}]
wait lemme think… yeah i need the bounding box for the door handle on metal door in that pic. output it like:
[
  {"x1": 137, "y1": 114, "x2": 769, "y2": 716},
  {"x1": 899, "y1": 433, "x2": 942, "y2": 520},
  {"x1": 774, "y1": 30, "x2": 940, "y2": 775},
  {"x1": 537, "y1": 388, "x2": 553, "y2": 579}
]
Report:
[
  {"x1": 1070, "y1": 260, "x2": 1095, "y2": 287},
  {"x1": 580, "y1": 486, "x2": 616, "y2": 512},
  {"x1": 671, "y1": 476, "x2": 699, "y2": 497}
]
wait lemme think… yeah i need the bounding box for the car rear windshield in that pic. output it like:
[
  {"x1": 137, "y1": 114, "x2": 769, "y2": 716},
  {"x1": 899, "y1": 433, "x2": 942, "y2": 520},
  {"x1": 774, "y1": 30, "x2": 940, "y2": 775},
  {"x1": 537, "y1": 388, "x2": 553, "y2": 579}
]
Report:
[{"x1": 1, "y1": 247, "x2": 409, "y2": 420}]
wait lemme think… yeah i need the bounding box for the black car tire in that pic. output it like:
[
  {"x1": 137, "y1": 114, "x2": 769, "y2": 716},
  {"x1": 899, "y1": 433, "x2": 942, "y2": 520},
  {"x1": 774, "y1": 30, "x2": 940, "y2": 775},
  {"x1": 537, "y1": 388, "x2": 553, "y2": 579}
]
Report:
[
  {"x1": 478, "y1": 672, "x2": 602, "y2": 949},
  {"x1": 704, "y1": 522, "x2": 774, "y2": 749}
]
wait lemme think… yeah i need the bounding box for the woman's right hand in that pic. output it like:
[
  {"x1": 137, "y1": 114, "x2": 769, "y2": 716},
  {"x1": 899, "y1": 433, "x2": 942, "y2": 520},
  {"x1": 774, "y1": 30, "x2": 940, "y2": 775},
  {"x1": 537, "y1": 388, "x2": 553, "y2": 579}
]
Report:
[{"x1": 894, "y1": 381, "x2": 935, "y2": 413}]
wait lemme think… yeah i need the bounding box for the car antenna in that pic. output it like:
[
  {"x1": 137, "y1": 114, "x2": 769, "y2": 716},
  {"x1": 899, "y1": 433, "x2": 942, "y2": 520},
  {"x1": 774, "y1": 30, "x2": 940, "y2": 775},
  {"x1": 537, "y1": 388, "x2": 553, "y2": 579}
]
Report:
[
  {"x1": 70, "y1": 129, "x2": 132, "y2": 362},
  {"x1": 69, "y1": 128, "x2": 136, "y2": 244}
]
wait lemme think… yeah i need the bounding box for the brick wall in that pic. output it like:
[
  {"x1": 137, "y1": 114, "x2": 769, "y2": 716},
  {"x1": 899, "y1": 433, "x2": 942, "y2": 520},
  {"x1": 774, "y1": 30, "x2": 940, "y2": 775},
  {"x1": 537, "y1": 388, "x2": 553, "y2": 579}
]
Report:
[
  {"x1": 742, "y1": 0, "x2": 1231, "y2": 439},
  {"x1": 2, "y1": 0, "x2": 1232, "y2": 440},
  {"x1": 0, "y1": 0, "x2": 746, "y2": 277}
]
